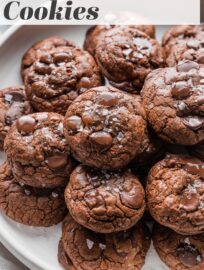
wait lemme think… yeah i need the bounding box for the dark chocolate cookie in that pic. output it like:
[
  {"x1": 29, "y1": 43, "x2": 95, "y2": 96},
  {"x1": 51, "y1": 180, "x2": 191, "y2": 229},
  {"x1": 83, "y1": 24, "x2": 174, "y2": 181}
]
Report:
[
  {"x1": 59, "y1": 214, "x2": 150, "y2": 270},
  {"x1": 95, "y1": 27, "x2": 164, "y2": 92},
  {"x1": 162, "y1": 25, "x2": 204, "y2": 57},
  {"x1": 65, "y1": 165, "x2": 145, "y2": 233},
  {"x1": 21, "y1": 36, "x2": 75, "y2": 79},
  {"x1": 147, "y1": 154, "x2": 204, "y2": 235},
  {"x1": 4, "y1": 112, "x2": 74, "y2": 188},
  {"x1": 0, "y1": 86, "x2": 33, "y2": 150},
  {"x1": 0, "y1": 162, "x2": 67, "y2": 227},
  {"x1": 63, "y1": 86, "x2": 148, "y2": 169},
  {"x1": 24, "y1": 44, "x2": 103, "y2": 115},
  {"x1": 84, "y1": 25, "x2": 155, "y2": 56},
  {"x1": 141, "y1": 60, "x2": 204, "y2": 145},
  {"x1": 153, "y1": 224, "x2": 204, "y2": 270}
]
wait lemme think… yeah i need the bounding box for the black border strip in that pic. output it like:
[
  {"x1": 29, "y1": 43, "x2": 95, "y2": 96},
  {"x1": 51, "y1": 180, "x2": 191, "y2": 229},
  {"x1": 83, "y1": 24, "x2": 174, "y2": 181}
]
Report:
[{"x1": 201, "y1": 0, "x2": 204, "y2": 23}]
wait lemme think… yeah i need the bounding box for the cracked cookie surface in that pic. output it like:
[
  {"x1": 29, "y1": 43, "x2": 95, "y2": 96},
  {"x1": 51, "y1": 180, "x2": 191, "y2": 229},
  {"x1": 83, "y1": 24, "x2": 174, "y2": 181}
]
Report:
[
  {"x1": 95, "y1": 27, "x2": 164, "y2": 92},
  {"x1": 0, "y1": 162, "x2": 67, "y2": 227},
  {"x1": 60, "y1": 214, "x2": 150, "y2": 270},
  {"x1": 141, "y1": 60, "x2": 204, "y2": 145},
  {"x1": 153, "y1": 224, "x2": 204, "y2": 270},
  {"x1": 24, "y1": 43, "x2": 103, "y2": 115},
  {"x1": 65, "y1": 165, "x2": 145, "y2": 233},
  {"x1": 21, "y1": 36, "x2": 75, "y2": 79},
  {"x1": 4, "y1": 112, "x2": 74, "y2": 188},
  {"x1": 84, "y1": 25, "x2": 155, "y2": 56},
  {"x1": 147, "y1": 154, "x2": 204, "y2": 235},
  {"x1": 162, "y1": 25, "x2": 204, "y2": 58},
  {"x1": 0, "y1": 86, "x2": 33, "y2": 150},
  {"x1": 63, "y1": 86, "x2": 148, "y2": 169}
]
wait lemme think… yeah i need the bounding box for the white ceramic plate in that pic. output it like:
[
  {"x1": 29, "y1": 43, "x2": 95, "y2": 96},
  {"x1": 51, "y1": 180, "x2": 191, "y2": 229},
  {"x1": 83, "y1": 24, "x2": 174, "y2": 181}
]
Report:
[{"x1": 0, "y1": 25, "x2": 171, "y2": 270}]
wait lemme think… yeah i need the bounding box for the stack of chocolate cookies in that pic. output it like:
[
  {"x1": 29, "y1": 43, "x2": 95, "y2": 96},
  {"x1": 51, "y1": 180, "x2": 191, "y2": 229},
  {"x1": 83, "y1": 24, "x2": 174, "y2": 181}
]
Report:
[
  {"x1": 1, "y1": 112, "x2": 74, "y2": 227},
  {"x1": 0, "y1": 23, "x2": 203, "y2": 270}
]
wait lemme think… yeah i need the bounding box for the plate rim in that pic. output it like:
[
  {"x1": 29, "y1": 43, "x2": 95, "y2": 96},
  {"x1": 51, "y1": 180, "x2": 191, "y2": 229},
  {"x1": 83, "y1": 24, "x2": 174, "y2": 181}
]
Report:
[{"x1": 0, "y1": 25, "x2": 57, "y2": 270}]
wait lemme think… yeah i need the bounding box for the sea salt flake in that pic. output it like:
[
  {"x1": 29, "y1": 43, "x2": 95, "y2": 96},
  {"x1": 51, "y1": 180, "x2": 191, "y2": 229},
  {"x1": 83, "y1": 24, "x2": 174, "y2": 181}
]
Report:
[
  {"x1": 99, "y1": 243, "x2": 106, "y2": 250},
  {"x1": 52, "y1": 192, "x2": 59, "y2": 198},
  {"x1": 197, "y1": 255, "x2": 202, "y2": 262},
  {"x1": 86, "y1": 239, "x2": 94, "y2": 250},
  {"x1": 24, "y1": 189, "x2": 31, "y2": 196},
  {"x1": 184, "y1": 237, "x2": 191, "y2": 245}
]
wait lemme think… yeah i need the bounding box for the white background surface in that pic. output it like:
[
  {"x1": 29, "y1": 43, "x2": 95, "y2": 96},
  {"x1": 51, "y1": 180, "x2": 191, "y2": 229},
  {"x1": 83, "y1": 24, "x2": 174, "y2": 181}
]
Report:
[{"x1": 0, "y1": 25, "x2": 170, "y2": 270}]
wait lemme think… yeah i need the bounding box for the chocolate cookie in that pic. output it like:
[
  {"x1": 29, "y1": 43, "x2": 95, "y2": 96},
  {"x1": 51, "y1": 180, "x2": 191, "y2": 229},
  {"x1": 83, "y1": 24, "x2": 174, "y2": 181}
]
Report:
[
  {"x1": 153, "y1": 224, "x2": 204, "y2": 269},
  {"x1": 65, "y1": 165, "x2": 145, "y2": 233},
  {"x1": 59, "y1": 214, "x2": 150, "y2": 270},
  {"x1": 141, "y1": 60, "x2": 204, "y2": 145},
  {"x1": 0, "y1": 162, "x2": 66, "y2": 227},
  {"x1": 95, "y1": 27, "x2": 164, "y2": 92},
  {"x1": 58, "y1": 240, "x2": 76, "y2": 270},
  {"x1": 162, "y1": 25, "x2": 204, "y2": 57},
  {"x1": 165, "y1": 39, "x2": 204, "y2": 67},
  {"x1": 0, "y1": 86, "x2": 33, "y2": 150},
  {"x1": 147, "y1": 154, "x2": 204, "y2": 235},
  {"x1": 84, "y1": 25, "x2": 155, "y2": 56},
  {"x1": 21, "y1": 36, "x2": 75, "y2": 79},
  {"x1": 63, "y1": 86, "x2": 148, "y2": 169},
  {"x1": 24, "y1": 44, "x2": 103, "y2": 115},
  {"x1": 4, "y1": 112, "x2": 74, "y2": 188},
  {"x1": 189, "y1": 142, "x2": 204, "y2": 161}
]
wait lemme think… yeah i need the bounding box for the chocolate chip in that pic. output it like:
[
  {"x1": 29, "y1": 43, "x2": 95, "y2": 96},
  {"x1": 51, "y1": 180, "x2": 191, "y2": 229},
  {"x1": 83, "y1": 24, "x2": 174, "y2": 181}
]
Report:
[
  {"x1": 120, "y1": 187, "x2": 143, "y2": 209},
  {"x1": 53, "y1": 52, "x2": 71, "y2": 64},
  {"x1": 66, "y1": 116, "x2": 82, "y2": 130},
  {"x1": 5, "y1": 104, "x2": 23, "y2": 125},
  {"x1": 98, "y1": 92, "x2": 119, "y2": 107},
  {"x1": 171, "y1": 81, "x2": 191, "y2": 99},
  {"x1": 17, "y1": 115, "x2": 36, "y2": 134},
  {"x1": 47, "y1": 152, "x2": 67, "y2": 169},
  {"x1": 39, "y1": 53, "x2": 52, "y2": 64},
  {"x1": 177, "y1": 244, "x2": 202, "y2": 267},
  {"x1": 180, "y1": 192, "x2": 200, "y2": 212},
  {"x1": 82, "y1": 112, "x2": 94, "y2": 125},
  {"x1": 4, "y1": 92, "x2": 24, "y2": 104},
  {"x1": 34, "y1": 62, "x2": 52, "y2": 75},
  {"x1": 79, "y1": 77, "x2": 92, "y2": 90},
  {"x1": 177, "y1": 61, "x2": 199, "y2": 72},
  {"x1": 90, "y1": 131, "x2": 113, "y2": 146},
  {"x1": 184, "y1": 162, "x2": 204, "y2": 178},
  {"x1": 182, "y1": 116, "x2": 203, "y2": 130}
]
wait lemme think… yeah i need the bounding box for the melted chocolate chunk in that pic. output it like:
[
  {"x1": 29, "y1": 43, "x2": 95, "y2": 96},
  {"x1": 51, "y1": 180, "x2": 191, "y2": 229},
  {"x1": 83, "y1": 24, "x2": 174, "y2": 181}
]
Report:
[
  {"x1": 98, "y1": 92, "x2": 119, "y2": 107},
  {"x1": 47, "y1": 152, "x2": 68, "y2": 169},
  {"x1": 89, "y1": 131, "x2": 113, "y2": 146},
  {"x1": 120, "y1": 187, "x2": 144, "y2": 209},
  {"x1": 17, "y1": 115, "x2": 36, "y2": 134},
  {"x1": 184, "y1": 161, "x2": 204, "y2": 178},
  {"x1": 177, "y1": 60, "x2": 199, "y2": 73},
  {"x1": 177, "y1": 244, "x2": 202, "y2": 267},
  {"x1": 171, "y1": 81, "x2": 191, "y2": 99},
  {"x1": 66, "y1": 116, "x2": 82, "y2": 130},
  {"x1": 182, "y1": 116, "x2": 203, "y2": 130},
  {"x1": 4, "y1": 92, "x2": 24, "y2": 104},
  {"x1": 180, "y1": 192, "x2": 200, "y2": 212}
]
